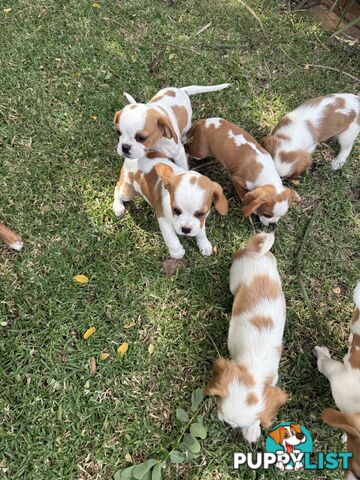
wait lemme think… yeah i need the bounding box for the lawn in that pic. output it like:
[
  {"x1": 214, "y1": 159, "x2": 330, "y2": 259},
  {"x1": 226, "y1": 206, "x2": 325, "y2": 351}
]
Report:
[{"x1": 0, "y1": 0, "x2": 359, "y2": 479}]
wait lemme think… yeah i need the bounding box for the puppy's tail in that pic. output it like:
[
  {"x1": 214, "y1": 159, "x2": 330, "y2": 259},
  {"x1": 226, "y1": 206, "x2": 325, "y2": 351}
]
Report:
[
  {"x1": 0, "y1": 223, "x2": 23, "y2": 251},
  {"x1": 123, "y1": 92, "x2": 137, "y2": 104},
  {"x1": 351, "y1": 281, "x2": 360, "y2": 334},
  {"x1": 180, "y1": 83, "x2": 231, "y2": 96}
]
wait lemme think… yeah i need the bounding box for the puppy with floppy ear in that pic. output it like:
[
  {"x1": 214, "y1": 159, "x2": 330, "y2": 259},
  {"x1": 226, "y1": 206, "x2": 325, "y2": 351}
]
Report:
[
  {"x1": 205, "y1": 232, "x2": 288, "y2": 443},
  {"x1": 113, "y1": 152, "x2": 228, "y2": 259}
]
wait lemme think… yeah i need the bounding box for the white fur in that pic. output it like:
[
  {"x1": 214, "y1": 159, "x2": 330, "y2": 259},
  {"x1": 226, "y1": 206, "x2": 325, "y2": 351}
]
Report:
[
  {"x1": 218, "y1": 233, "x2": 286, "y2": 442},
  {"x1": 270, "y1": 93, "x2": 360, "y2": 176},
  {"x1": 9, "y1": 240, "x2": 23, "y2": 251},
  {"x1": 205, "y1": 117, "x2": 222, "y2": 129}
]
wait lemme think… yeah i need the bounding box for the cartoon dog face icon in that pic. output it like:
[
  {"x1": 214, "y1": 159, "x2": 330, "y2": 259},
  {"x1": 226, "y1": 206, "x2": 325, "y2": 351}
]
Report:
[{"x1": 269, "y1": 424, "x2": 306, "y2": 471}]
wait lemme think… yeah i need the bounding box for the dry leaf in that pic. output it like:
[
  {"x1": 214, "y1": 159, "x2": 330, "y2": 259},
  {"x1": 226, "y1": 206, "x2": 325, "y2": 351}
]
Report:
[
  {"x1": 291, "y1": 180, "x2": 301, "y2": 186},
  {"x1": 123, "y1": 321, "x2": 136, "y2": 329},
  {"x1": 83, "y1": 326, "x2": 96, "y2": 339},
  {"x1": 3, "y1": 8, "x2": 12, "y2": 13},
  {"x1": 125, "y1": 452, "x2": 133, "y2": 463},
  {"x1": 213, "y1": 245, "x2": 218, "y2": 254},
  {"x1": 304, "y1": 64, "x2": 310, "y2": 70},
  {"x1": 117, "y1": 342, "x2": 129, "y2": 358},
  {"x1": 88, "y1": 357, "x2": 96, "y2": 376},
  {"x1": 332, "y1": 287, "x2": 341, "y2": 294},
  {"x1": 92, "y1": 2, "x2": 101, "y2": 7},
  {"x1": 90, "y1": 115, "x2": 97, "y2": 120},
  {"x1": 100, "y1": 352, "x2": 110, "y2": 361},
  {"x1": 148, "y1": 344, "x2": 155, "y2": 355},
  {"x1": 73, "y1": 274, "x2": 89, "y2": 284}
]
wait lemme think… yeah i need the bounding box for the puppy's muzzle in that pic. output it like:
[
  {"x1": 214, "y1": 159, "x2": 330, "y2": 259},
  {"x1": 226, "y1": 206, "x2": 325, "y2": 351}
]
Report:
[
  {"x1": 122, "y1": 144, "x2": 131, "y2": 156},
  {"x1": 181, "y1": 227, "x2": 191, "y2": 235}
]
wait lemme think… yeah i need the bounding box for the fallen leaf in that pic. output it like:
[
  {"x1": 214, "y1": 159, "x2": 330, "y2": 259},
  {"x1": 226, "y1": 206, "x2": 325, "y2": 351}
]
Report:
[
  {"x1": 73, "y1": 274, "x2": 89, "y2": 284},
  {"x1": 291, "y1": 179, "x2": 301, "y2": 186},
  {"x1": 148, "y1": 344, "x2": 155, "y2": 355},
  {"x1": 92, "y1": 2, "x2": 101, "y2": 7},
  {"x1": 213, "y1": 245, "x2": 218, "y2": 254},
  {"x1": 1, "y1": 321, "x2": 8, "y2": 326},
  {"x1": 304, "y1": 64, "x2": 310, "y2": 70},
  {"x1": 83, "y1": 326, "x2": 96, "y2": 339},
  {"x1": 123, "y1": 321, "x2": 136, "y2": 329},
  {"x1": 117, "y1": 342, "x2": 129, "y2": 358},
  {"x1": 88, "y1": 357, "x2": 96, "y2": 376},
  {"x1": 90, "y1": 115, "x2": 97, "y2": 120},
  {"x1": 125, "y1": 452, "x2": 133, "y2": 463},
  {"x1": 3, "y1": 8, "x2": 12, "y2": 13},
  {"x1": 100, "y1": 352, "x2": 110, "y2": 361},
  {"x1": 332, "y1": 287, "x2": 341, "y2": 294}
]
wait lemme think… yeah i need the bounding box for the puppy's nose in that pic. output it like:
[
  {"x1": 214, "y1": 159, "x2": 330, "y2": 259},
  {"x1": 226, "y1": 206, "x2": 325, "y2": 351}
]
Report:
[
  {"x1": 122, "y1": 144, "x2": 131, "y2": 155},
  {"x1": 181, "y1": 227, "x2": 191, "y2": 234}
]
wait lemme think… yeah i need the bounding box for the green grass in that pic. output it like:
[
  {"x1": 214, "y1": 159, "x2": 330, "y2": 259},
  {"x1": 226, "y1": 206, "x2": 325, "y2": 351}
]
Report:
[{"x1": 0, "y1": 0, "x2": 359, "y2": 479}]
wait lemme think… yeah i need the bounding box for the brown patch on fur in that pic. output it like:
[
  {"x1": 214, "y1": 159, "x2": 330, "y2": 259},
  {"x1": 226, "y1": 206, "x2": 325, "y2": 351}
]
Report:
[
  {"x1": 349, "y1": 334, "x2": 360, "y2": 369},
  {"x1": 246, "y1": 392, "x2": 259, "y2": 405},
  {"x1": 129, "y1": 104, "x2": 137, "y2": 110},
  {"x1": 140, "y1": 109, "x2": 178, "y2": 148},
  {"x1": 261, "y1": 135, "x2": 280, "y2": 158},
  {"x1": 241, "y1": 185, "x2": 300, "y2": 218},
  {"x1": 258, "y1": 386, "x2": 288, "y2": 428},
  {"x1": 232, "y1": 274, "x2": 283, "y2": 316},
  {"x1": 279, "y1": 150, "x2": 313, "y2": 178},
  {"x1": 205, "y1": 357, "x2": 255, "y2": 397},
  {"x1": 149, "y1": 89, "x2": 176, "y2": 103},
  {"x1": 233, "y1": 232, "x2": 273, "y2": 259},
  {"x1": 171, "y1": 105, "x2": 188, "y2": 135},
  {"x1": 316, "y1": 97, "x2": 356, "y2": 142},
  {"x1": 0, "y1": 223, "x2": 22, "y2": 248},
  {"x1": 250, "y1": 315, "x2": 274, "y2": 330},
  {"x1": 352, "y1": 308, "x2": 360, "y2": 325},
  {"x1": 146, "y1": 151, "x2": 168, "y2": 160},
  {"x1": 272, "y1": 115, "x2": 291, "y2": 134},
  {"x1": 113, "y1": 110, "x2": 122, "y2": 127}
]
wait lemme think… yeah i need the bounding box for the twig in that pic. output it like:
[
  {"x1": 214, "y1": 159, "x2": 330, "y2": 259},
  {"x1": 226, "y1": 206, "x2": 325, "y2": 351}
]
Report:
[
  {"x1": 205, "y1": 331, "x2": 221, "y2": 358},
  {"x1": 196, "y1": 22, "x2": 212, "y2": 35},
  {"x1": 296, "y1": 203, "x2": 324, "y2": 339},
  {"x1": 237, "y1": 0, "x2": 266, "y2": 34},
  {"x1": 304, "y1": 63, "x2": 360, "y2": 83}
]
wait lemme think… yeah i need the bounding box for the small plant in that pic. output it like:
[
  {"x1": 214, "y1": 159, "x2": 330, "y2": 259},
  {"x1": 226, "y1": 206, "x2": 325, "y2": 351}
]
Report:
[{"x1": 114, "y1": 388, "x2": 207, "y2": 480}]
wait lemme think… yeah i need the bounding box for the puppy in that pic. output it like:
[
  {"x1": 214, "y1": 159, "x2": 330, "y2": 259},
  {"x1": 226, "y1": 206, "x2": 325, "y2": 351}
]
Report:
[
  {"x1": 185, "y1": 118, "x2": 300, "y2": 225},
  {"x1": 262, "y1": 93, "x2": 360, "y2": 177},
  {"x1": 314, "y1": 282, "x2": 360, "y2": 479},
  {"x1": 269, "y1": 424, "x2": 306, "y2": 471},
  {"x1": 205, "y1": 232, "x2": 288, "y2": 442},
  {"x1": 113, "y1": 83, "x2": 230, "y2": 170},
  {"x1": 0, "y1": 223, "x2": 23, "y2": 251},
  {"x1": 113, "y1": 152, "x2": 228, "y2": 259}
]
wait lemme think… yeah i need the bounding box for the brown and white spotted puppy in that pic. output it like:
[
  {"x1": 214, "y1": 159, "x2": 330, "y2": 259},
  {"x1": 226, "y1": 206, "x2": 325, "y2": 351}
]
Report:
[
  {"x1": 185, "y1": 118, "x2": 300, "y2": 225},
  {"x1": 262, "y1": 93, "x2": 360, "y2": 177},
  {"x1": 205, "y1": 232, "x2": 288, "y2": 443},
  {"x1": 314, "y1": 282, "x2": 360, "y2": 480},
  {"x1": 113, "y1": 152, "x2": 228, "y2": 259},
  {"x1": 0, "y1": 223, "x2": 23, "y2": 251},
  {"x1": 113, "y1": 83, "x2": 230, "y2": 170}
]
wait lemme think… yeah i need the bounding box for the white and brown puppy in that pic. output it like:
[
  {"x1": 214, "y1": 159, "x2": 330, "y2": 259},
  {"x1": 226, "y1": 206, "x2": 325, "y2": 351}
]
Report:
[
  {"x1": 314, "y1": 282, "x2": 360, "y2": 480},
  {"x1": 262, "y1": 93, "x2": 360, "y2": 177},
  {"x1": 113, "y1": 83, "x2": 230, "y2": 170},
  {"x1": 205, "y1": 232, "x2": 288, "y2": 443},
  {"x1": 113, "y1": 152, "x2": 228, "y2": 259},
  {"x1": 0, "y1": 223, "x2": 23, "y2": 251},
  {"x1": 186, "y1": 118, "x2": 300, "y2": 225}
]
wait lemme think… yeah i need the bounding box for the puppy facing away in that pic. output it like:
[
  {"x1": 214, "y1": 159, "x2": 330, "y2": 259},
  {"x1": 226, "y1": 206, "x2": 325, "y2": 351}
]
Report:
[
  {"x1": 185, "y1": 118, "x2": 300, "y2": 225},
  {"x1": 314, "y1": 282, "x2": 360, "y2": 479},
  {"x1": 113, "y1": 152, "x2": 228, "y2": 259},
  {"x1": 205, "y1": 232, "x2": 288, "y2": 442},
  {"x1": 0, "y1": 223, "x2": 23, "y2": 251},
  {"x1": 262, "y1": 93, "x2": 360, "y2": 178},
  {"x1": 113, "y1": 83, "x2": 230, "y2": 170}
]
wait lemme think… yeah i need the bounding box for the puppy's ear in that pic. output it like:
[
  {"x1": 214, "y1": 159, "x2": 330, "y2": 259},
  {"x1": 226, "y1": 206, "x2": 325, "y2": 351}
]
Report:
[
  {"x1": 290, "y1": 423, "x2": 302, "y2": 434},
  {"x1": 158, "y1": 114, "x2": 179, "y2": 145},
  {"x1": 286, "y1": 188, "x2": 301, "y2": 204},
  {"x1": 242, "y1": 188, "x2": 267, "y2": 218},
  {"x1": 269, "y1": 426, "x2": 284, "y2": 445},
  {"x1": 322, "y1": 409, "x2": 360, "y2": 438},
  {"x1": 123, "y1": 92, "x2": 137, "y2": 104},
  {"x1": 204, "y1": 357, "x2": 231, "y2": 397},
  {"x1": 113, "y1": 110, "x2": 122, "y2": 128},
  {"x1": 259, "y1": 386, "x2": 288, "y2": 428},
  {"x1": 212, "y1": 182, "x2": 228, "y2": 215},
  {"x1": 154, "y1": 163, "x2": 175, "y2": 187},
  {"x1": 261, "y1": 135, "x2": 279, "y2": 158}
]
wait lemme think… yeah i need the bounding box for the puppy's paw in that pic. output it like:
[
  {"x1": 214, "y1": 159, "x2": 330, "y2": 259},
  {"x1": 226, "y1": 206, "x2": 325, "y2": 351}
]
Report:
[
  {"x1": 113, "y1": 201, "x2": 126, "y2": 218},
  {"x1": 10, "y1": 240, "x2": 23, "y2": 251},
  {"x1": 198, "y1": 239, "x2": 213, "y2": 256},
  {"x1": 169, "y1": 246, "x2": 185, "y2": 260},
  {"x1": 313, "y1": 346, "x2": 330, "y2": 358},
  {"x1": 341, "y1": 433, "x2": 347, "y2": 444},
  {"x1": 241, "y1": 422, "x2": 261, "y2": 443},
  {"x1": 331, "y1": 158, "x2": 345, "y2": 171}
]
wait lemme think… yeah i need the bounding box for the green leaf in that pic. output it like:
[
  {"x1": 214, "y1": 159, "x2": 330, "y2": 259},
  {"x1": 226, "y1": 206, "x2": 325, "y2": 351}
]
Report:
[
  {"x1": 190, "y1": 422, "x2": 207, "y2": 439},
  {"x1": 176, "y1": 408, "x2": 189, "y2": 423},
  {"x1": 196, "y1": 415, "x2": 204, "y2": 424},
  {"x1": 151, "y1": 462, "x2": 163, "y2": 480},
  {"x1": 169, "y1": 450, "x2": 186, "y2": 464},
  {"x1": 182, "y1": 434, "x2": 201, "y2": 454},
  {"x1": 133, "y1": 460, "x2": 158, "y2": 480},
  {"x1": 186, "y1": 451, "x2": 200, "y2": 461},
  {"x1": 191, "y1": 388, "x2": 204, "y2": 412},
  {"x1": 114, "y1": 466, "x2": 135, "y2": 480}
]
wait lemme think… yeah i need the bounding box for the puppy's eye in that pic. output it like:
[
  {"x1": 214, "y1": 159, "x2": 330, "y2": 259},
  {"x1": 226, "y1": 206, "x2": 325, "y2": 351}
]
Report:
[
  {"x1": 116, "y1": 130, "x2": 121, "y2": 137},
  {"x1": 284, "y1": 431, "x2": 289, "y2": 438},
  {"x1": 262, "y1": 214, "x2": 272, "y2": 218},
  {"x1": 195, "y1": 211, "x2": 205, "y2": 218},
  {"x1": 173, "y1": 207, "x2": 182, "y2": 216},
  {"x1": 135, "y1": 134, "x2": 146, "y2": 143}
]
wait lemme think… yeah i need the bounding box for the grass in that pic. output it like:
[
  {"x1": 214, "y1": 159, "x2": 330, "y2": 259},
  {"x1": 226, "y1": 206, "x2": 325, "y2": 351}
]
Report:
[{"x1": 0, "y1": 0, "x2": 359, "y2": 479}]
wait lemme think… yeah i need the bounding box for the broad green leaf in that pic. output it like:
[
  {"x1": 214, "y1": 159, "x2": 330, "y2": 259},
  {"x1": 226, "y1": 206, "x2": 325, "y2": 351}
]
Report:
[
  {"x1": 169, "y1": 450, "x2": 186, "y2": 464},
  {"x1": 196, "y1": 415, "x2": 204, "y2": 424},
  {"x1": 151, "y1": 462, "x2": 163, "y2": 480},
  {"x1": 114, "y1": 465, "x2": 135, "y2": 480},
  {"x1": 182, "y1": 433, "x2": 201, "y2": 454},
  {"x1": 186, "y1": 451, "x2": 200, "y2": 461},
  {"x1": 190, "y1": 422, "x2": 207, "y2": 439},
  {"x1": 176, "y1": 408, "x2": 189, "y2": 423},
  {"x1": 133, "y1": 460, "x2": 158, "y2": 480},
  {"x1": 191, "y1": 388, "x2": 204, "y2": 412}
]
